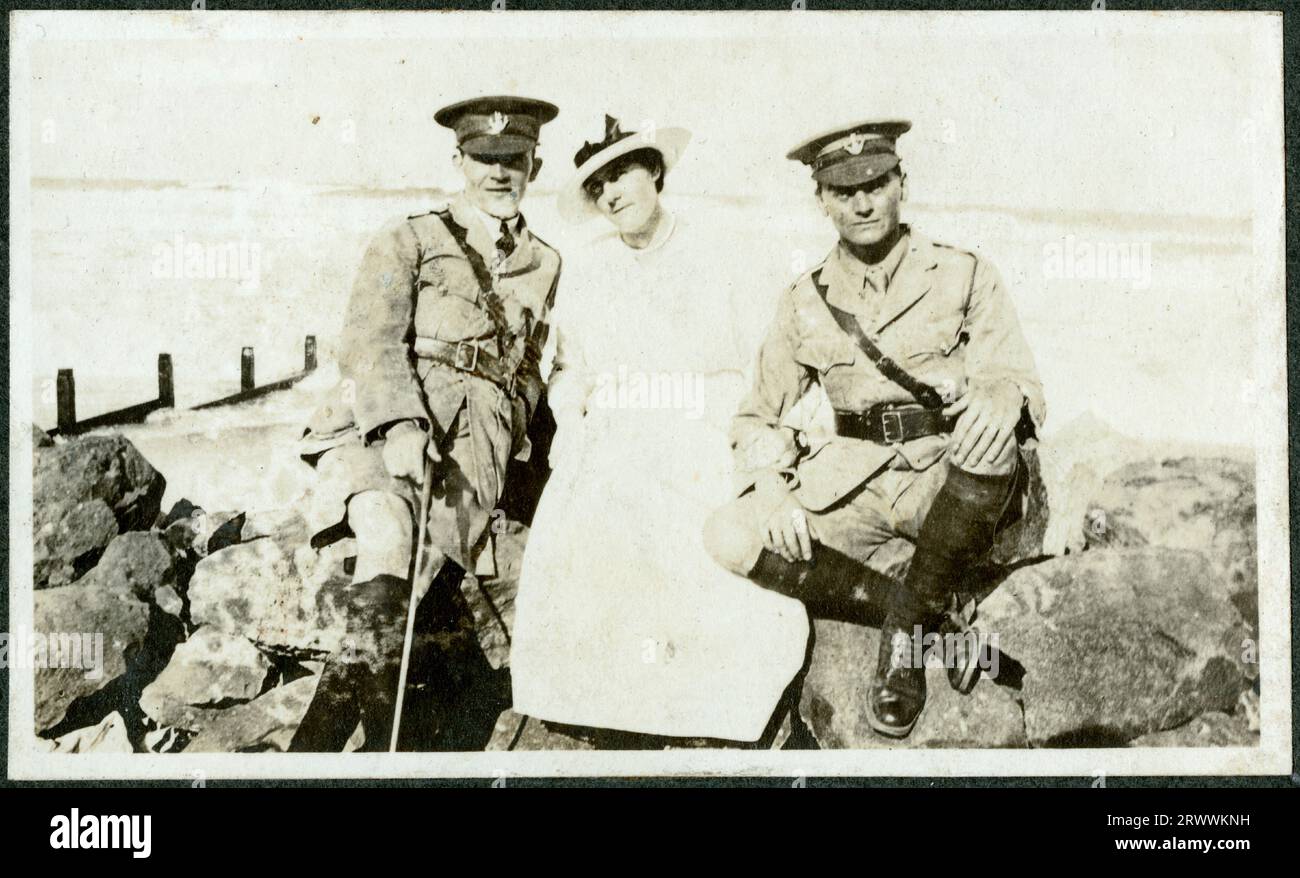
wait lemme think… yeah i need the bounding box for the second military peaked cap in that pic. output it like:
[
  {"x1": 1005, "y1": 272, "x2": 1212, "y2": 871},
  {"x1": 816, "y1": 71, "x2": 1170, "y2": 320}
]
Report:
[
  {"x1": 434, "y1": 95, "x2": 560, "y2": 155},
  {"x1": 787, "y1": 119, "x2": 911, "y2": 187}
]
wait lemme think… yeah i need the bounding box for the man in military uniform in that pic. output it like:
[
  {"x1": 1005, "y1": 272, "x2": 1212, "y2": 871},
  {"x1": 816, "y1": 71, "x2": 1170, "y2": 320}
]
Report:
[
  {"x1": 290, "y1": 96, "x2": 562, "y2": 751},
  {"x1": 703, "y1": 119, "x2": 1044, "y2": 738}
]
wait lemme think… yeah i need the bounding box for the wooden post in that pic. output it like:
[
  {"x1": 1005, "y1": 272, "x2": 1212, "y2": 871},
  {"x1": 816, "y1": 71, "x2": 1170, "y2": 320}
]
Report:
[
  {"x1": 241, "y1": 347, "x2": 255, "y2": 392},
  {"x1": 304, "y1": 335, "x2": 317, "y2": 372},
  {"x1": 157, "y1": 354, "x2": 174, "y2": 407},
  {"x1": 56, "y1": 369, "x2": 76, "y2": 433}
]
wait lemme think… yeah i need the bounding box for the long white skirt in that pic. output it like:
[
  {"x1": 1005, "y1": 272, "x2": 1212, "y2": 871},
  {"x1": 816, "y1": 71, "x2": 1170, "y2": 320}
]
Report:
[{"x1": 510, "y1": 393, "x2": 810, "y2": 742}]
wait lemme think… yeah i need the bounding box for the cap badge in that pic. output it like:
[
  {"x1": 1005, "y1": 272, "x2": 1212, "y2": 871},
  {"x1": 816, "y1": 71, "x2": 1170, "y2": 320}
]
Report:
[
  {"x1": 487, "y1": 111, "x2": 510, "y2": 135},
  {"x1": 844, "y1": 132, "x2": 868, "y2": 156}
]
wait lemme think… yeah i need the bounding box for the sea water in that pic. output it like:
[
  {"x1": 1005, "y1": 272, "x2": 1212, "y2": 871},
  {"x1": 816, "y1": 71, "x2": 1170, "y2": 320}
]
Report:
[{"x1": 23, "y1": 179, "x2": 1257, "y2": 510}]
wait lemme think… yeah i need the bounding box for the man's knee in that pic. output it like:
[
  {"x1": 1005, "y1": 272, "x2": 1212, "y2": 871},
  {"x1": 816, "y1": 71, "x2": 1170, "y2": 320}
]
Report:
[
  {"x1": 703, "y1": 502, "x2": 765, "y2": 576},
  {"x1": 347, "y1": 490, "x2": 414, "y2": 555},
  {"x1": 952, "y1": 439, "x2": 1019, "y2": 477}
]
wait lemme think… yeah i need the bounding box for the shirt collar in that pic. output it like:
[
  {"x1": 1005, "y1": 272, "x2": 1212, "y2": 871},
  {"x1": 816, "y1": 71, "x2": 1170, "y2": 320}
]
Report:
[
  {"x1": 828, "y1": 226, "x2": 910, "y2": 294},
  {"x1": 463, "y1": 199, "x2": 524, "y2": 243}
]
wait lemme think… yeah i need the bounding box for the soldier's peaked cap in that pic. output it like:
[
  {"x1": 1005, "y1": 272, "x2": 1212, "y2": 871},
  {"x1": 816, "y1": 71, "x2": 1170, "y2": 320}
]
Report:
[
  {"x1": 434, "y1": 95, "x2": 560, "y2": 155},
  {"x1": 787, "y1": 119, "x2": 911, "y2": 187}
]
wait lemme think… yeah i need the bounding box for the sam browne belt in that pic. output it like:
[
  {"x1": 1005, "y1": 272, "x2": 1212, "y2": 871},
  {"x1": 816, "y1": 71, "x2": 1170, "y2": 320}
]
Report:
[
  {"x1": 834, "y1": 403, "x2": 956, "y2": 445},
  {"x1": 414, "y1": 337, "x2": 518, "y2": 394}
]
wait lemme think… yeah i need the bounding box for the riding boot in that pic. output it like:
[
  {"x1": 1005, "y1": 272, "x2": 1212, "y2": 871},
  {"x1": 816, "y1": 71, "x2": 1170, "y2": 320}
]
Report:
[
  {"x1": 288, "y1": 574, "x2": 411, "y2": 753},
  {"x1": 750, "y1": 543, "x2": 895, "y2": 611},
  {"x1": 869, "y1": 465, "x2": 1016, "y2": 734}
]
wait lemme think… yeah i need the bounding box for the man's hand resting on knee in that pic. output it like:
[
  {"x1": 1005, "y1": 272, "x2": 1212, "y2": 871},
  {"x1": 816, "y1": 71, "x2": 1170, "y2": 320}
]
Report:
[
  {"x1": 382, "y1": 420, "x2": 438, "y2": 482},
  {"x1": 756, "y1": 473, "x2": 813, "y2": 563},
  {"x1": 944, "y1": 379, "x2": 1023, "y2": 470}
]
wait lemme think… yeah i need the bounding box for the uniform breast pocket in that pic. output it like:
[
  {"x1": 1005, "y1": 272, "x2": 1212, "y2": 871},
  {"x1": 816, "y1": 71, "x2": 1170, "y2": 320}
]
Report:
[
  {"x1": 793, "y1": 337, "x2": 857, "y2": 376},
  {"x1": 901, "y1": 314, "x2": 965, "y2": 362}
]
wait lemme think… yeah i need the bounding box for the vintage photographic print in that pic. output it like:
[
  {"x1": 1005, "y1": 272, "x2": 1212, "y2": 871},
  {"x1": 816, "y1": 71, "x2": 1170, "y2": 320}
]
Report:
[{"x1": 6, "y1": 8, "x2": 1289, "y2": 780}]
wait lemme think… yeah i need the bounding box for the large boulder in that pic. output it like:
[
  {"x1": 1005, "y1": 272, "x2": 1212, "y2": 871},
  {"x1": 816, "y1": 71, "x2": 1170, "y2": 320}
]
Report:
[
  {"x1": 186, "y1": 513, "x2": 350, "y2": 656},
  {"x1": 977, "y1": 548, "x2": 1253, "y2": 747},
  {"x1": 1083, "y1": 457, "x2": 1256, "y2": 624},
  {"x1": 139, "y1": 627, "x2": 272, "y2": 730},
  {"x1": 34, "y1": 579, "x2": 151, "y2": 734},
  {"x1": 184, "y1": 674, "x2": 321, "y2": 753},
  {"x1": 76, "y1": 532, "x2": 177, "y2": 604},
  {"x1": 797, "y1": 620, "x2": 1028, "y2": 749},
  {"x1": 33, "y1": 434, "x2": 167, "y2": 588}
]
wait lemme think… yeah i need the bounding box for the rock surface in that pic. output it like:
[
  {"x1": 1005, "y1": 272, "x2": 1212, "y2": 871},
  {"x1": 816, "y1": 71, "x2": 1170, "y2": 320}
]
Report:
[
  {"x1": 185, "y1": 674, "x2": 321, "y2": 752},
  {"x1": 76, "y1": 532, "x2": 177, "y2": 604},
  {"x1": 34, "y1": 579, "x2": 152, "y2": 734},
  {"x1": 1127, "y1": 711, "x2": 1258, "y2": 747},
  {"x1": 46, "y1": 711, "x2": 134, "y2": 754},
  {"x1": 139, "y1": 627, "x2": 272, "y2": 730},
  {"x1": 977, "y1": 548, "x2": 1252, "y2": 747},
  {"x1": 33, "y1": 434, "x2": 167, "y2": 588},
  {"x1": 1083, "y1": 457, "x2": 1257, "y2": 629},
  {"x1": 187, "y1": 515, "x2": 350, "y2": 656},
  {"x1": 798, "y1": 620, "x2": 1028, "y2": 749}
]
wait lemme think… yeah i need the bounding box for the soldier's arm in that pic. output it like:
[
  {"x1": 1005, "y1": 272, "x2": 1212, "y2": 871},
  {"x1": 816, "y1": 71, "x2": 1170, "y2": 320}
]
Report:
[
  {"x1": 961, "y1": 256, "x2": 1047, "y2": 432},
  {"x1": 731, "y1": 286, "x2": 812, "y2": 495},
  {"x1": 337, "y1": 218, "x2": 430, "y2": 441}
]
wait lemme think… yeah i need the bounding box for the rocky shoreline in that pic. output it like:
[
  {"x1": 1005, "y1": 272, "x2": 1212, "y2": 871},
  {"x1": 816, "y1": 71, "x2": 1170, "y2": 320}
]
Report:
[{"x1": 30, "y1": 422, "x2": 1259, "y2": 753}]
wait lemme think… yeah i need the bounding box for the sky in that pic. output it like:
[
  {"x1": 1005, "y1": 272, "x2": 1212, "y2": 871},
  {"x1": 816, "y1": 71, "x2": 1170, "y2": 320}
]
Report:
[{"x1": 20, "y1": 10, "x2": 1279, "y2": 219}]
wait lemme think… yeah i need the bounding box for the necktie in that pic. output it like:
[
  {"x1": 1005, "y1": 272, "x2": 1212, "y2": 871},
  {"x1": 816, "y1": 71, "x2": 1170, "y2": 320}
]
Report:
[{"x1": 496, "y1": 219, "x2": 517, "y2": 261}]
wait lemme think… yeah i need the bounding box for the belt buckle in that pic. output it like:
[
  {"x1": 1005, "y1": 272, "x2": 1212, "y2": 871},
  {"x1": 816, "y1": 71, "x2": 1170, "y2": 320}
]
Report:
[
  {"x1": 880, "y1": 409, "x2": 904, "y2": 445},
  {"x1": 453, "y1": 340, "x2": 479, "y2": 372}
]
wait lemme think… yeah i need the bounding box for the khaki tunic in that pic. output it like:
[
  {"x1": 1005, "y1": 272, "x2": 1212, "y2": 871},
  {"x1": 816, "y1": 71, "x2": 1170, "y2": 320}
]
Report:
[
  {"x1": 727, "y1": 228, "x2": 1044, "y2": 570},
  {"x1": 734, "y1": 228, "x2": 1045, "y2": 509},
  {"x1": 301, "y1": 194, "x2": 562, "y2": 572}
]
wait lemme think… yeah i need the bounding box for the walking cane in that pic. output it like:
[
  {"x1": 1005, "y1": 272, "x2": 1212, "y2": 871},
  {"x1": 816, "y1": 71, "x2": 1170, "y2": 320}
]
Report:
[{"x1": 390, "y1": 455, "x2": 437, "y2": 752}]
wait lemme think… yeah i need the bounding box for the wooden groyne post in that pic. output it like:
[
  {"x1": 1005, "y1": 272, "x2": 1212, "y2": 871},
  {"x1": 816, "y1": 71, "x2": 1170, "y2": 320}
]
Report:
[{"x1": 50, "y1": 335, "x2": 317, "y2": 435}]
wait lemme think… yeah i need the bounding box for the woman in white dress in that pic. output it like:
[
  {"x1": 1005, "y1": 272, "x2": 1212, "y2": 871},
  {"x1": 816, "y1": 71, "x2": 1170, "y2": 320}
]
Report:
[{"x1": 509, "y1": 117, "x2": 810, "y2": 743}]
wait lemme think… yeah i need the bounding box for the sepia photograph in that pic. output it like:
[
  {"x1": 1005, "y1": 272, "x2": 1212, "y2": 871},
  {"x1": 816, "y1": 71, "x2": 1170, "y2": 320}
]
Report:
[{"x1": 5, "y1": 6, "x2": 1289, "y2": 780}]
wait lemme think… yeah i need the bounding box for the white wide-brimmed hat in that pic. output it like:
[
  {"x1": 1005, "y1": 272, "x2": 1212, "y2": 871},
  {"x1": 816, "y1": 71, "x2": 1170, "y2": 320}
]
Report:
[{"x1": 558, "y1": 115, "x2": 691, "y2": 223}]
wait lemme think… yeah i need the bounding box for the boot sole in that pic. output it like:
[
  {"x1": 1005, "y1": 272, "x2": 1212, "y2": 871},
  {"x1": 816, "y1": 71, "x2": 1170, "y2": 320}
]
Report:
[{"x1": 866, "y1": 705, "x2": 922, "y2": 739}]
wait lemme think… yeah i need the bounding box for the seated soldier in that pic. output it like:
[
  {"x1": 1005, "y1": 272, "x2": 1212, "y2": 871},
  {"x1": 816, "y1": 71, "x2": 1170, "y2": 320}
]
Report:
[{"x1": 703, "y1": 118, "x2": 1045, "y2": 739}]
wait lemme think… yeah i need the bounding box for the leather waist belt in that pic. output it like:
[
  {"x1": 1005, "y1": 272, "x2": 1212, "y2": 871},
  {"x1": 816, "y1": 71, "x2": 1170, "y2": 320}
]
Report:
[
  {"x1": 414, "y1": 337, "x2": 517, "y2": 394},
  {"x1": 834, "y1": 404, "x2": 956, "y2": 445}
]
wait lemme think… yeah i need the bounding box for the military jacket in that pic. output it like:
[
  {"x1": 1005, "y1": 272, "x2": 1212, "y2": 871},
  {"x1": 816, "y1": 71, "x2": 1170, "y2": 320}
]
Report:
[
  {"x1": 308, "y1": 193, "x2": 562, "y2": 508},
  {"x1": 732, "y1": 229, "x2": 1045, "y2": 511}
]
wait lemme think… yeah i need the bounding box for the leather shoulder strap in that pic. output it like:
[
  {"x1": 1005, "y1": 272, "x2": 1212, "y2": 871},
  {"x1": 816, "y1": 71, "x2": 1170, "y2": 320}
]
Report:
[
  {"x1": 434, "y1": 210, "x2": 494, "y2": 296},
  {"x1": 434, "y1": 210, "x2": 513, "y2": 348},
  {"x1": 810, "y1": 268, "x2": 944, "y2": 409}
]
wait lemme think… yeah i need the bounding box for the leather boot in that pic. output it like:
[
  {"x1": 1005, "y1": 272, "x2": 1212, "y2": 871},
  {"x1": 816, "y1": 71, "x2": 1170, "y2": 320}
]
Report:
[
  {"x1": 869, "y1": 465, "x2": 1016, "y2": 732},
  {"x1": 866, "y1": 611, "x2": 927, "y2": 738},
  {"x1": 750, "y1": 544, "x2": 894, "y2": 613},
  {"x1": 289, "y1": 574, "x2": 411, "y2": 753}
]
